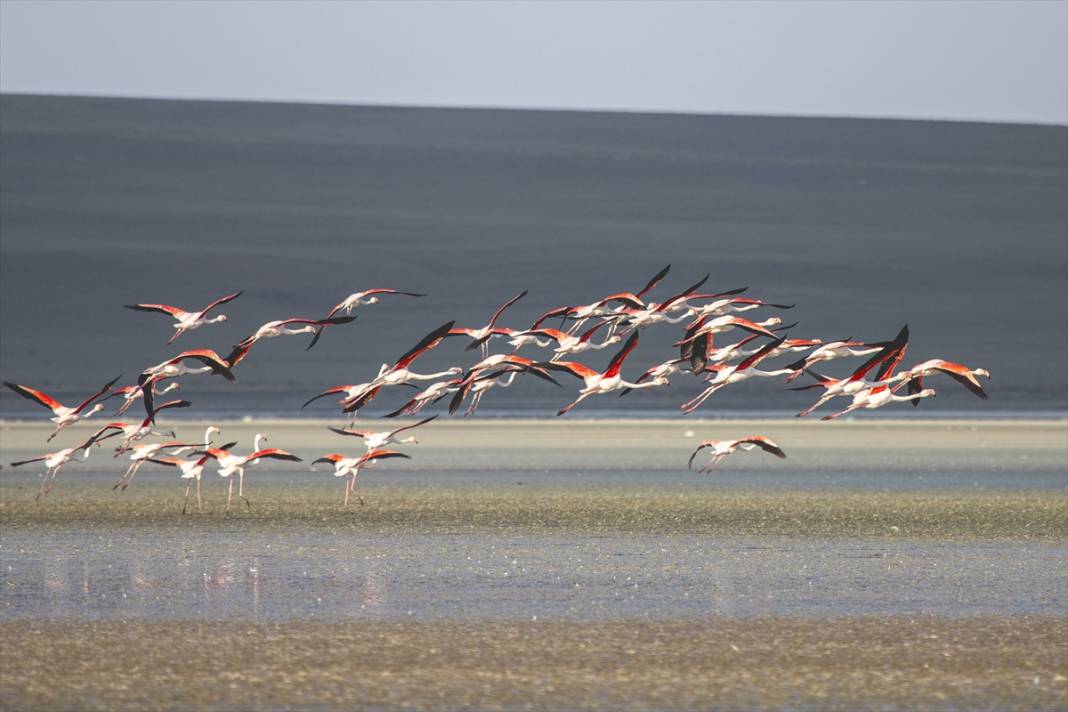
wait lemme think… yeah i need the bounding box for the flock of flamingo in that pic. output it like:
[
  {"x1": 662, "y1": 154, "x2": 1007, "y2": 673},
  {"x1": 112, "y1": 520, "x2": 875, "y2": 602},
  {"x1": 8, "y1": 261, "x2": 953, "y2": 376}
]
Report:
[{"x1": 4, "y1": 266, "x2": 991, "y2": 510}]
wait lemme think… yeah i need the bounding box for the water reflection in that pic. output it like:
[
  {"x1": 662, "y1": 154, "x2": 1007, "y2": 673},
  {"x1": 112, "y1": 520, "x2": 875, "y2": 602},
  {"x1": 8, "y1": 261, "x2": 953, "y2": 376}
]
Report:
[{"x1": 2, "y1": 533, "x2": 1066, "y2": 622}]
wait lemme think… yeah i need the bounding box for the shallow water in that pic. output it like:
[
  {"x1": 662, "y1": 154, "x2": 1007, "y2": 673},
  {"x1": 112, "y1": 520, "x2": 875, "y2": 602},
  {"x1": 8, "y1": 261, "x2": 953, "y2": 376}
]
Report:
[{"x1": 2, "y1": 530, "x2": 1065, "y2": 622}]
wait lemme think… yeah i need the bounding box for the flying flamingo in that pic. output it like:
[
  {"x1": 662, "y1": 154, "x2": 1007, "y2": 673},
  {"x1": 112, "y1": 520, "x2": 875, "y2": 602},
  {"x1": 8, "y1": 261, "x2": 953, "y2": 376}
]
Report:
[
  {"x1": 448, "y1": 364, "x2": 559, "y2": 416},
  {"x1": 341, "y1": 321, "x2": 460, "y2": 413},
  {"x1": 449, "y1": 291, "x2": 528, "y2": 356},
  {"x1": 687, "y1": 436, "x2": 787, "y2": 473},
  {"x1": 821, "y1": 381, "x2": 937, "y2": 420},
  {"x1": 783, "y1": 331, "x2": 904, "y2": 383},
  {"x1": 100, "y1": 381, "x2": 180, "y2": 416},
  {"x1": 138, "y1": 349, "x2": 235, "y2": 415},
  {"x1": 530, "y1": 265, "x2": 672, "y2": 333},
  {"x1": 311, "y1": 449, "x2": 411, "y2": 507},
  {"x1": 328, "y1": 415, "x2": 437, "y2": 450},
  {"x1": 543, "y1": 332, "x2": 670, "y2": 415},
  {"x1": 676, "y1": 316, "x2": 785, "y2": 373},
  {"x1": 788, "y1": 327, "x2": 912, "y2": 417},
  {"x1": 230, "y1": 315, "x2": 357, "y2": 362},
  {"x1": 677, "y1": 295, "x2": 794, "y2": 322},
  {"x1": 323, "y1": 288, "x2": 426, "y2": 319},
  {"x1": 196, "y1": 434, "x2": 302, "y2": 511},
  {"x1": 149, "y1": 441, "x2": 237, "y2": 514},
  {"x1": 900, "y1": 359, "x2": 991, "y2": 404},
  {"x1": 111, "y1": 426, "x2": 219, "y2": 491},
  {"x1": 88, "y1": 399, "x2": 192, "y2": 451},
  {"x1": 384, "y1": 378, "x2": 464, "y2": 418},
  {"x1": 681, "y1": 337, "x2": 795, "y2": 414},
  {"x1": 4, "y1": 375, "x2": 121, "y2": 441},
  {"x1": 512, "y1": 321, "x2": 622, "y2": 362},
  {"x1": 124, "y1": 290, "x2": 243, "y2": 344},
  {"x1": 10, "y1": 430, "x2": 120, "y2": 500}
]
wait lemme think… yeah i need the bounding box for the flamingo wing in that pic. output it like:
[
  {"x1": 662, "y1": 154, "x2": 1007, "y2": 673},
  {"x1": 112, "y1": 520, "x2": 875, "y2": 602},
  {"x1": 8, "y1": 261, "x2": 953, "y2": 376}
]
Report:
[
  {"x1": 603, "y1": 332, "x2": 640, "y2": 379},
  {"x1": 3, "y1": 382, "x2": 63, "y2": 413},
  {"x1": 738, "y1": 436, "x2": 787, "y2": 458},
  {"x1": 735, "y1": 336, "x2": 786, "y2": 371},
  {"x1": 931, "y1": 362, "x2": 989, "y2": 399},
  {"x1": 636, "y1": 264, "x2": 671, "y2": 299},
  {"x1": 243, "y1": 448, "x2": 302, "y2": 464},
  {"x1": 540, "y1": 360, "x2": 600, "y2": 381},
  {"x1": 488, "y1": 291, "x2": 528, "y2": 327},
  {"x1": 388, "y1": 415, "x2": 438, "y2": 437},
  {"x1": 10, "y1": 454, "x2": 51, "y2": 467},
  {"x1": 328, "y1": 427, "x2": 374, "y2": 438},
  {"x1": 124, "y1": 303, "x2": 185, "y2": 317},
  {"x1": 655, "y1": 273, "x2": 710, "y2": 312},
  {"x1": 201, "y1": 290, "x2": 243, "y2": 315},
  {"x1": 394, "y1": 321, "x2": 456, "y2": 370},
  {"x1": 72, "y1": 375, "x2": 123, "y2": 413},
  {"x1": 302, "y1": 385, "x2": 359, "y2": 410},
  {"x1": 180, "y1": 349, "x2": 238, "y2": 382},
  {"x1": 687, "y1": 441, "x2": 717, "y2": 470},
  {"x1": 358, "y1": 449, "x2": 412, "y2": 466}
]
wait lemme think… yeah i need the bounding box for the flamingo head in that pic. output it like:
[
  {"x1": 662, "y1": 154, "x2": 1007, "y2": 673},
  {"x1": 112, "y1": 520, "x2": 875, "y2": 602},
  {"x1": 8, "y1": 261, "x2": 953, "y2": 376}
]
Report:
[
  {"x1": 653, "y1": 376, "x2": 670, "y2": 387},
  {"x1": 916, "y1": 388, "x2": 937, "y2": 399},
  {"x1": 605, "y1": 334, "x2": 623, "y2": 346},
  {"x1": 447, "y1": 366, "x2": 463, "y2": 375},
  {"x1": 87, "y1": 403, "x2": 105, "y2": 416},
  {"x1": 974, "y1": 368, "x2": 991, "y2": 379},
  {"x1": 399, "y1": 436, "x2": 418, "y2": 445}
]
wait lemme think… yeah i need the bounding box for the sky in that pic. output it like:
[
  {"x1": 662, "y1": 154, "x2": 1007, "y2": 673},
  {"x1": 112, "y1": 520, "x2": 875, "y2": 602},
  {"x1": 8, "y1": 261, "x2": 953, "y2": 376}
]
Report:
[{"x1": 1, "y1": 0, "x2": 1066, "y2": 124}]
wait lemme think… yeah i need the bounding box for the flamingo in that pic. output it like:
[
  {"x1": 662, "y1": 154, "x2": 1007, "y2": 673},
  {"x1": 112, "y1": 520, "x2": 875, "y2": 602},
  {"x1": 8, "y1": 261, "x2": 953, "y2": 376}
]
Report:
[
  {"x1": 789, "y1": 327, "x2": 912, "y2": 417},
  {"x1": 687, "y1": 436, "x2": 787, "y2": 473},
  {"x1": 111, "y1": 426, "x2": 219, "y2": 491},
  {"x1": 89, "y1": 399, "x2": 191, "y2": 451},
  {"x1": 512, "y1": 321, "x2": 622, "y2": 362},
  {"x1": 900, "y1": 359, "x2": 991, "y2": 404},
  {"x1": 384, "y1": 378, "x2": 464, "y2": 418},
  {"x1": 341, "y1": 321, "x2": 460, "y2": 413},
  {"x1": 543, "y1": 332, "x2": 669, "y2": 415},
  {"x1": 781, "y1": 339, "x2": 897, "y2": 384},
  {"x1": 530, "y1": 265, "x2": 672, "y2": 332},
  {"x1": 124, "y1": 290, "x2": 243, "y2": 344},
  {"x1": 197, "y1": 434, "x2": 302, "y2": 511},
  {"x1": 676, "y1": 316, "x2": 785, "y2": 373},
  {"x1": 100, "y1": 381, "x2": 180, "y2": 416},
  {"x1": 449, "y1": 291, "x2": 528, "y2": 356},
  {"x1": 311, "y1": 449, "x2": 411, "y2": 507},
  {"x1": 680, "y1": 337, "x2": 796, "y2": 414},
  {"x1": 230, "y1": 315, "x2": 357, "y2": 362},
  {"x1": 608, "y1": 273, "x2": 716, "y2": 335},
  {"x1": 448, "y1": 364, "x2": 560, "y2": 416},
  {"x1": 138, "y1": 349, "x2": 235, "y2": 415},
  {"x1": 821, "y1": 381, "x2": 937, "y2": 420},
  {"x1": 148, "y1": 442, "x2": 236, "y2": 514},
  {"x1": 4, "y1": 375, "x2": 121, "y2": 442},
  {"x1": 677, "y1": 295, "x2": 794, "y2": 322},
  {"x1": 323, "y1": 288, "x2": 426, "y2": 319},
  {"x1": 10, "y1": 430, "x2": 120, "y2": 499},
  {"x1": 328, "y1": 415, "x2": 437, "y2": 450}
]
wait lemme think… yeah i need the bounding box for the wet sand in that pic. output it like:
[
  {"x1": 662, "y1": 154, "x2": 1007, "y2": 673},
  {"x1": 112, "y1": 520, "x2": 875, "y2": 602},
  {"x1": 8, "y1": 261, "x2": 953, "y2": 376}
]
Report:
[{"x1": 1, "y1": 419, "x2": 1066, "y2": 710}]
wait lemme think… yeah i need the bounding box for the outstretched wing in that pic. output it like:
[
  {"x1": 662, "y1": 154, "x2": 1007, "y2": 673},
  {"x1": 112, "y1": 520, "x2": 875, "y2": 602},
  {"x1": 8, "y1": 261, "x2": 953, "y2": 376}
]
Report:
[
  {"x1": 394, "y1": 321, "x2": 456, "y2": 370},
  {"x1": 3, "y1": 382, "x2": 63, "y2": 413},
  {"x1": 738, "y1": 436, "x2": 787, "y2": 459},
  {"x1": 243, "y1": 448, "x2": 302, "y2": 464},
  {"x1": 124, "y1": 303, "x2": 184, "y2": 317},
  {"x1": 73, "y1": 375, "x2": 123, "y2": 413},
  {"x1": 636, "y1": 264, "x2": 671, "y2": 299},
  {"x1": 603, "y1": 332, "x2": 640, "y2": 379},
  {"x1": 687, "y1": 441, "x2": 717, "y2": 470},
  {"x1": 201, "y1": 290, "x2": 243, "y2": 315}
]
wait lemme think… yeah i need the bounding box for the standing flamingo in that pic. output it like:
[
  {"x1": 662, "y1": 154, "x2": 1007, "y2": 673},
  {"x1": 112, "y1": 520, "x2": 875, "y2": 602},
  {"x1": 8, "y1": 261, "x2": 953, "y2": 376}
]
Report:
[
  {"x1": 124, "y1": 290, "x2": 243, "y2": 344},
  {"x1": 196, "y1": 434, "x2": 302, "y2": 511},
  {"x1": 4, "y1": 376, "x2": 121, "y2": 441},
  {"x1": 148, "y1": 442, "x2": 236, "y2": 514}
]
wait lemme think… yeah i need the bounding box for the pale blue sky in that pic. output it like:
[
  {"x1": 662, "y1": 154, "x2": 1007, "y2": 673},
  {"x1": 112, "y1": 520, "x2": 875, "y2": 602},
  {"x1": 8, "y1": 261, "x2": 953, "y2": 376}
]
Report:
[{"x1": 1, "y1": 0, "x2": 1066, "y2": 124}]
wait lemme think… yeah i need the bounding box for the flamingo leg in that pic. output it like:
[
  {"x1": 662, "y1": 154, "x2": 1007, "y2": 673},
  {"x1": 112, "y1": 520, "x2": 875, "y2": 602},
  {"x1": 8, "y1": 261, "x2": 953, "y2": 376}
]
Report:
[
  {"x1": 182, "y1": 482, "x2": 192, "y2": 515},
  {"x1": 557, "y1": 391, "x2": 591, "y2": 416},
  {"x1": 681, "y1": 384, "x2": 721, "y2": 414},
  {"x1": 226, "y1": 478, "x2": 234, "y2": 512},
  {"x1": 196, "y1": 478, "x2": 202, "y2": 511}
]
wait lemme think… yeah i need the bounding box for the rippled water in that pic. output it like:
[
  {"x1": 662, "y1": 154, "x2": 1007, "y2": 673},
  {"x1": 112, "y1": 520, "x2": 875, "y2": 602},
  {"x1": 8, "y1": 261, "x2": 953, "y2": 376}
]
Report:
[{"x1": 2, "y1": 531, "x2": 1065, "y2": 622}]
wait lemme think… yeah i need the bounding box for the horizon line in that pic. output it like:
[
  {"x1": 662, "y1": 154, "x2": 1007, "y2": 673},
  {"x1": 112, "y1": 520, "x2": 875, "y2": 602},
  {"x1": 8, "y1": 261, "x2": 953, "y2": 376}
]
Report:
[{"x1": 3, "y1": 90, "x2": 1065, "y2": 129}]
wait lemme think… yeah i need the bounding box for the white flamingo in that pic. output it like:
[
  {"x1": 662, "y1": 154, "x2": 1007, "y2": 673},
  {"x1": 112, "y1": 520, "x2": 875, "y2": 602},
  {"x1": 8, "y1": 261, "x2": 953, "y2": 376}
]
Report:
[
  {"x1": 311, "y1": 449, "x2": 411, "y2": 507},
  {"x1": 544, "y1": 333, "x2": 670, "y2": 415},
  {"x1": 687, "y1": 436, "x2": 787, "y2": 473},
  {"x1": 328, "y1": 416, "x2": 437, "y2": 450},
  {"x1": 681, "y1": 338, "x2": 795, "y2": 414},
  {"x1": 4, "y1": 376, "x2": 121, "y2": 441},
  {"x1": 124, "y1": 290, "x2": 243, "y2": 344},
  {"x1": 197, "y1": 434, "x2": 302, "y2": 511},
  {"x1": 112, "y1": 426, "x2": 219, "y2": 491},
  {"x1": 10, "y1": 430, "x2": 120, "y2": 499}
]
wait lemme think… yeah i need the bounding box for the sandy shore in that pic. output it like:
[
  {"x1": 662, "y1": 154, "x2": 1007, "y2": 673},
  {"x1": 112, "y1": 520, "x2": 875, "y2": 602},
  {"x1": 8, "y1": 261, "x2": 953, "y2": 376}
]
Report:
[{"x1": 3, "y1": 617, "x2": 1066, "y2": 711}]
